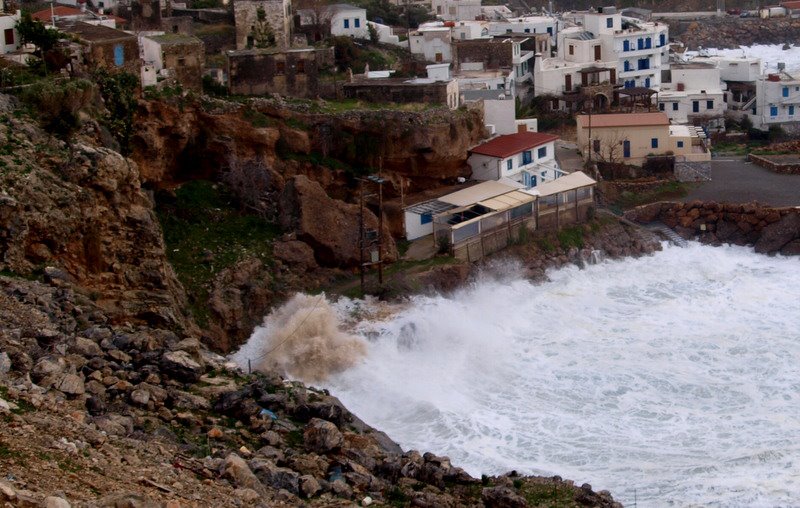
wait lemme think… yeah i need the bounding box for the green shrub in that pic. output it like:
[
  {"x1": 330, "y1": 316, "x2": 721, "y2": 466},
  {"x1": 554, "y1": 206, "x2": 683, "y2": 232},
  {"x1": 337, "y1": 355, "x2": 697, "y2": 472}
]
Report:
[{"x1": 18, "y1": 78, "x2": 96, "y2": 138}]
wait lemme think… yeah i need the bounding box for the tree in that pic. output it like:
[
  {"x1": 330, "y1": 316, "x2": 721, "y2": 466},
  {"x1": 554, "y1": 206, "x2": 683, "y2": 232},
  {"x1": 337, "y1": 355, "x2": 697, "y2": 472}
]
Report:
[
  {"x1": 367, "y1": 22, "x2": 379, "y2": 43},
  {"x1": 93, "y1": 69, "x2": 139, "y2": 154},
  {"x1": 16, "y1": 12, "x2": 60, "y2": 55},
  {"x1": 250, "y1": 7, "x2": 276, "y2": 48}
]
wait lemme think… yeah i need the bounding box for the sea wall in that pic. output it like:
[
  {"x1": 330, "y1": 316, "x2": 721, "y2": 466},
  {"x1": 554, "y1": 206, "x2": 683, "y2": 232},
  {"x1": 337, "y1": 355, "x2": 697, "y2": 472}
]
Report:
[{"x1": 625, "y1": 201, "x2": 800, "y2": 255}]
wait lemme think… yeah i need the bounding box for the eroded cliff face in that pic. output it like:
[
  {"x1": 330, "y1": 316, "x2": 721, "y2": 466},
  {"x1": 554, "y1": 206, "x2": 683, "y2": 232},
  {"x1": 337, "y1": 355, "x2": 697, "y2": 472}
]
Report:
[
  {"x1": 130, "y1": 97, "x2": 486, "y2": 198},
  {"x1": 0, "y1": 97, "x2": 190, "y2": 331}
]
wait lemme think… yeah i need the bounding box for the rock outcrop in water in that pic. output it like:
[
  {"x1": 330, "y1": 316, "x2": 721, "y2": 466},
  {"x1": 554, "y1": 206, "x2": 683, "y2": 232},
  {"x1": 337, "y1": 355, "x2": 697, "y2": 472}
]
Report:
[{"x1": 627, "y1": 201, "x2": 800, "y2": 255}]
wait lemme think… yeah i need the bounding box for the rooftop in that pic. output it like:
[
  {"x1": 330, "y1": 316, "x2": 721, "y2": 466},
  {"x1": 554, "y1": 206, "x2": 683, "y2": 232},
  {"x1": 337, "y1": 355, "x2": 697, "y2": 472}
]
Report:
[
  {"x1": 438, "y1": 180, "x2": 519, "y2": 207},
  {"x1": 33, "y1": 6, "x2": 125, "y2": 25},
  {"x1": 147, "y1": 33, "x2": 203, "y2": 45},
  {"x1": 576, "y1": 112, "x2": 670, "y2": 128},
  {"x1": 470, "y1": 132, "x2": 560, "y2": 158},
  {"x1": 535, "y1": 171, "x2": 596, "y2": 197},
  {"x1": 55, "y1": 20, "x2": 135, "y2": 42}
]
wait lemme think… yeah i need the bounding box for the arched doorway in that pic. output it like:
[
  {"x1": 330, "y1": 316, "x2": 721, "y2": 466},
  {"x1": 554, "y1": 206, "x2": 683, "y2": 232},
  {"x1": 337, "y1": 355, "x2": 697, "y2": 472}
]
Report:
[{"x1": 593, "y1": 93, "x2": 609, "y2": 111}]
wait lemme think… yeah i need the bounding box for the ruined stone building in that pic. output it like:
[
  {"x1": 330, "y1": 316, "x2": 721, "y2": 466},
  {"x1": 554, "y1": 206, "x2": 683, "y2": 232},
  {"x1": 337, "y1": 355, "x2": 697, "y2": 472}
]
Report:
[{"x1": 234, "y1": 0, "x2": 293, "y2": 50}]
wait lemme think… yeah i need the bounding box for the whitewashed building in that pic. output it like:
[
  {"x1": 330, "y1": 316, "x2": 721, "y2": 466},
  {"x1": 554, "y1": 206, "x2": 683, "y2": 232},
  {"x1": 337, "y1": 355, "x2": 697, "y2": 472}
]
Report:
[
  {"x1": 409, "y1": 26, "x2": 452, "y2": 62},
  {"x1": 468, "y1": 131, "x2": 562, "y2": 188},
  {"x1": 658, "y1": 62, "x2": 727, "y2": 131},
  {"x1": 0, "y1": 10, "x2": 19, "y2": 55},
  {"x1": 431, "y1": 0, "x2": 481, "y2": 21},
  {"x1": 748, "y1": 73, "x2": 800, "y2": 131}
]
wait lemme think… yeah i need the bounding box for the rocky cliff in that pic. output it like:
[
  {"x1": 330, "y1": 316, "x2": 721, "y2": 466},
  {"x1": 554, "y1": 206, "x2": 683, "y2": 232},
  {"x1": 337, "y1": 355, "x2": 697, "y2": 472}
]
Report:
[
  {"x1": 0, "y1": 95, "x2": 190, "y2": 333},
  {"x1": 670, "y1": 17, "x2": 800, "y2": 50}
]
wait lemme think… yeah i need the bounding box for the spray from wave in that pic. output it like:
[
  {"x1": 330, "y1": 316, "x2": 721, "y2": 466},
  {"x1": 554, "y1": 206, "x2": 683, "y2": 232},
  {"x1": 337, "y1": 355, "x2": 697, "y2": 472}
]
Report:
[{"x1": 231, "y1": 293, "x2": 367, "y2": 383}]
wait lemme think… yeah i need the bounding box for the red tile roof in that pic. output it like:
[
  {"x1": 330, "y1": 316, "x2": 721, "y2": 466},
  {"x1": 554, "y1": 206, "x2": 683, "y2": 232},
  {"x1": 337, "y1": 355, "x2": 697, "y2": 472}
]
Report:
[
  {"x1": 576, "y1": 112, "x2": 670, "y2": 128},
  {"x1": 469, "y1": 132, "x2": 559, "y2": 158},
  {"x1": 782, "y1": 0, "x2": 800, "y2": 8}
]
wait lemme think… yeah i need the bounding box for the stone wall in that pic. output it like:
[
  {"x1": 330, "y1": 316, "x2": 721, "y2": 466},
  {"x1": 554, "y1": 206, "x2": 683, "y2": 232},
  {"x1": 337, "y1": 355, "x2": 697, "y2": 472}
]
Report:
[
  {"x1": 453, "y1": 40, "x2": 512, "y2": 71},
  {"x1": 233, "y1": 0, "x2": 292, "y2": 50},
  {"x1": 87, "y1": 37, "x2": 140, "y2": 77},
  {"x1": 342, "y1": 80, "x2": 450, "y2": 106},
  {"x1": 674, "y1": 160, "x2": 711, "y2": 182},
  {"x1": 626, "y1": 201, "x2": 800, "y2": 255},
  {"x1": 161, "y1": 16, "x2": 194, "y2": 35},
  {"x1": 749, "y1": 154, "x2": 800, "y2": 175},
  {"x1": 163, "y1": 39, "x2": 205, "y2": 92},
  {"x1": 227, "y1": 48, "x2": 332, "y2": 97}
]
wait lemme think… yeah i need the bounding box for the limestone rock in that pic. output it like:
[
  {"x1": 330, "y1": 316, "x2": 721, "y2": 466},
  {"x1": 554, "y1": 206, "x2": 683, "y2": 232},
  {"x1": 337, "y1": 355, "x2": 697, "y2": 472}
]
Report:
[
  {"x1": 279, "y1": 175, "x2": 397, "y2": 267},
  {"x1": 160, "y1": 350, "x2": 204, "y2": 382},
  {"x1": 273, "y1": 240, "x2": 317, "y2": 270},
  {"x1": 56, "y1": 374, "x2": 86, "y2": 395},
  {"x1": 93, "y1": 493, "x2": 160, "y2": 508},
  {"x1": 304, "y1": 418, "x2": 344, "y2": 454},
  {"x1": 43, "y1": 496, "x2": 71, "y2": 508},
  {"x1": 250, "y1": 458, "x2": 300, "y2": 495},
  {"x1": 222, "y1": 454, "x2": 268, "y2": 496},
  {"x1": 299, "y1": 475, "x2": 321, "y2": 498}
]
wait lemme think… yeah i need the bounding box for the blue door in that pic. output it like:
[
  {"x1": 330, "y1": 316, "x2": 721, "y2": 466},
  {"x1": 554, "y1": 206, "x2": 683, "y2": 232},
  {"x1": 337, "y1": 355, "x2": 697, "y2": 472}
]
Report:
[
  {"x1": 113, "y1": 44, "x2": 124, "y2": 67},
  {"x1": 623, "y1": 140, "x2": 631, "y2": 158},
  {"x1": 645, "y1": 77, "x2": 650, "y2": 88},
  {"x1": 623, "y1": 40, "x2": 630, "y2": 51}
]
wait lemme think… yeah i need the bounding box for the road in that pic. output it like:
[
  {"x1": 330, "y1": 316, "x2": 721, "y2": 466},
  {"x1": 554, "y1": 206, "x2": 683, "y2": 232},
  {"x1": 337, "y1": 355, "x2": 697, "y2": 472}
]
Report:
[{"x1": 684, "y1": 157, "x2": 800, "y2": 207}]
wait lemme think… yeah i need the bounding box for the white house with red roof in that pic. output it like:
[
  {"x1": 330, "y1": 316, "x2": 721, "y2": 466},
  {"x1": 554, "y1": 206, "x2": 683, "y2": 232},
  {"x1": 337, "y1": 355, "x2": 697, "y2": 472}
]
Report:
[{"x1": 467, "y1": 131, "x2": 563, "y2": 188}]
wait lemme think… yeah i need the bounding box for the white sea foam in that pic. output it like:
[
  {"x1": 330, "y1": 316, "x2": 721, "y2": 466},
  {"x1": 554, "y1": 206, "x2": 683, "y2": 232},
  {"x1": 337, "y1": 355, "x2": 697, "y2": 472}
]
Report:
[
  {"x1": 302, "y1": 244, "x2": 800, "y2": 507},
  {"x1": 686, "y1": 44, "x2": 800, "y2": 73}
]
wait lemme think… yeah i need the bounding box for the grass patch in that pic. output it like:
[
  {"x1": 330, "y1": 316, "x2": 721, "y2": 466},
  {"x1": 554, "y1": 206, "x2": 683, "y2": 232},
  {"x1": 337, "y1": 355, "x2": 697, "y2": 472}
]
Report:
[
  {"x1": 614, "y1": 181, "x2": 691, "y2": 210},
  {"x1": 556, "y1": 226, "x2": 584, "y2": 250},
  {"x1": 284, "y1": 429, "x2": 304, "y2": 448},
  {"x1": 156, "y1": 180, "x2": 280, "y2": 326},
  {"x1": 58, "y1": 458, "x2": 83, "y2": 473},
  {"x1": 519, "y1": 482, "x2": 575, "y2": 507},
  {"x1": 0, "y1": 442, "x2": 23, "y2": 459}
]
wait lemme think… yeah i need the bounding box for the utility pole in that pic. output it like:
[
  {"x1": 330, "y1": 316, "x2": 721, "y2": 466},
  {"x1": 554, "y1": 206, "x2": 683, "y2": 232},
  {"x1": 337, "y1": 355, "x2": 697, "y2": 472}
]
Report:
[
  {"x1": 359, "y1": 180, "x2": 365, "y2": 297},
  {"x1": 587, "y1": 101, "x2": 593, "y2": 164}
]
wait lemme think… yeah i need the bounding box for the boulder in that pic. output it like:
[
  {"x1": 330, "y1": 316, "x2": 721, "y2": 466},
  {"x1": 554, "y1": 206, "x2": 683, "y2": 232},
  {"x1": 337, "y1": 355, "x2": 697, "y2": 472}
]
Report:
[
  {"x1": 278, "y1": 175, "x2": 397, "y2": 267},
  {"x1": 160, "y1": 350, "x2": 204, "y2": 382},
  {"x1": 780, "y1": 239, "x2": 800, "y2": 256},
  {"x1": 56, "y1": 374, "x2": 85, "y2": 395},
  {"x1": 250, "y1": 458, "x2": 300, "y2": 495},
  {"x1": 222, "y1": 454, "x2": 268, "y2": 496},
  {"x1": 0, "y1": 352, "x2": 10, "y2": 378},
  {"x1": 72, "y1": 337, "x2": 103, "y2": 357},
  {"x1": 304, "y1": 418, "x2": 344, "y2": 454},
  {"x1": 481, "y1": 486, "x2": 528, "y2": 508},
  {"x1": 273, "y1": 240, "x2": 317, "y2": 270},
  {"x1": 299, "y1": 475, "x2": 321, "y2": 498},
  {"x1": 93, "y1": 493, "x2": 160, "y2": 508},
  {"x1": 755, "y1": 212, "x2": 800, "y2": 254},
  {"x1": 43, "y1": 496, "x2": 71, "y2": 508}
]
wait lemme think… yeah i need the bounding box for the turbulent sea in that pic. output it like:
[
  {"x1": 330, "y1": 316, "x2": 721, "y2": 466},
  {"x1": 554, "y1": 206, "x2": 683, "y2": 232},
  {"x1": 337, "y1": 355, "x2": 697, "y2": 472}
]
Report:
[{"x1": 240, "y1": 243, "x2": 800, "y2": 506}]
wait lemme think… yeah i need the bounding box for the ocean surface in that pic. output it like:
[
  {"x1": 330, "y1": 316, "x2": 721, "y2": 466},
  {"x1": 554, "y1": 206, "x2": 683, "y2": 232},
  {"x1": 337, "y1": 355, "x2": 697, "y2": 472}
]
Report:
[{"x1": 240, "y1": 243, "x2": 800, "y2": 506}]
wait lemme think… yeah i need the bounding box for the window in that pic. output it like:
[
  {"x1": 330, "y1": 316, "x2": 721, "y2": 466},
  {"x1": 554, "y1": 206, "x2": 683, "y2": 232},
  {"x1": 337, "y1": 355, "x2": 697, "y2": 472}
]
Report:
[
  {"x1": 177, "y1": 57, "x2": 185, "y2": 67},
  {"x1": 623, "y1": 40, "x2": 629, "y2": 51},
  {"x1": 547, "y1": 27, "x2": 553, "y2": 35},
  {"x1": 537, "y1": 146, "x2": 547, "y2": 158},
  {"x1": 770, "y1": 105, "x2": 778, "y2": 116},
  {"x1": 783, "y1": 86, "x2": 789, "y2": 97},
  {"x1": 296, "y1": 60, "x2": 305, "y2": 73},
  {"x1": 524, "y1": 28, "x2": 530, "y2": 33},
  {"x1": 113, "y1": 44, "x2": 124, "y2": 67},
  {"x1": 276, "y1": 61, "x2": 286, "y2": 74},
  {"x1": 651, "y1": 138, "x2": 658, "y2": 149},
  {"x1": 3, "y1": 29, "x2": 13, "y2": 46},
  {"x1": 659, "y1": 102, "x2": 665, "y2": 111},
  {"x1": 677, "y1": 141, "x2": 684, "y2": 148},
  {"x1": 706, "y1": 100, "x2": 713, "y2": 109},
  {"x1": 569, "y1": 45, "x2": 574, "y2": 55},
  {"x1": 507, "y1": 159, "x2": 513, "y2": 171},
  {"x1": 790, "y1": 105, "x2": 796, "y2": 116},
  {"x1": 592, "y1": 139, "x2": 600, "y2": 153},
  {"x1": 420, "y1": 213, "x2": 432, "y2": 225},
  {"x1": 506, "y1": 28, "x2": 512, "y2": 33},
  {"x1": 354, "y1": 18, "x2": 360, "y2": 28},
  {"x1": 796, "y1": 86, "x2": 799, "y2": 91},
  {"x1": 692, "y1": 101, "x2": 699, "y2": 113},
  {"x1": 344, "y1": 19, "x2": 350, "y2": 28},
  {"x1": 606, "y1": 17, "x2": 613, "y2": 28},
  {"x1": 672, "y1": 102, "x2": 678, "y2": 111},
  {"x1": 522, "y1": 150, "x2": 532, "y2": 165},
  {"x1": 659, "y1": 33, "x2": 665, "y2": 47}
]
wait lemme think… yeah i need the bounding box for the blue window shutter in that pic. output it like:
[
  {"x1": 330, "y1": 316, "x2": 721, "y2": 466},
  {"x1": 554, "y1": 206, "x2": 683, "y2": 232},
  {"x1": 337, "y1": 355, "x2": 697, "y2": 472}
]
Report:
[
  {"x1": 706, "y1": 100, "x2": 713, "y2": 109},
  {"x1": 420, "y1": 213, "x2": 432, "y2": 225},
  {"x1": 606, "y1": 17, "x2": 612, "y2": 28},
  {"x1": 538, "y1": 146, "x2": 546, "y2": 158},
  {"x1": 790, "y1": 105, "x2": 795, "y2": 115},
  {"x1": 507, "y1": 159, "x2": 513, "y2": 170},
  {"x1": 783, "y1": 86, "x2": 789, "y2": 97},
  {"x1": 677, "y1": 141, "x2": 684, "y2": 148},
  {"x1": 344, "y1": 19, "x2": 349, "y2": 28},
  {"x1": 672, "y1": 102, "x2": 678, "y2": 111},
  {"x1": 114, "y1": 44, "x2": 124, "y2": 67},
  {"x1": 770, "y1": 106, "x2": 778, "y2": 116},
  {"x1": 355, "y1": 18, "x2": 360, "y2": 27}
]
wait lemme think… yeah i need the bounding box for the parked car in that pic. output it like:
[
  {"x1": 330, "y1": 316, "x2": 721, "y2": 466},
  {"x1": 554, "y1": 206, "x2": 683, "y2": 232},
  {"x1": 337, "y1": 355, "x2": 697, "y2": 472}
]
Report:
[{"x1": 740, "y1": 11, "x2": 750, "y2": 17}]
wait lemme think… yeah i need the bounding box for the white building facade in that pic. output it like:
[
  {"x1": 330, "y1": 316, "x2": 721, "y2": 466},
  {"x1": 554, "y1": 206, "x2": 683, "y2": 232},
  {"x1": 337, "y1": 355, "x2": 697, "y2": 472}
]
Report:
[
  {"x1": 658, "y1": 63, "x2": 727, "y2": 131},
  {"x1": 468, "y1": 132, "x2": 562, "y2": 188}
]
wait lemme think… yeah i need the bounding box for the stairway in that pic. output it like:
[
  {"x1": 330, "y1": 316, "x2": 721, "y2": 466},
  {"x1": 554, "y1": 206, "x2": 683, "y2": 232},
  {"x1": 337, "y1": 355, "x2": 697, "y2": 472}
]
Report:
[{"x1": 644, "y1": 222, "x2": 688, "y2": 247}]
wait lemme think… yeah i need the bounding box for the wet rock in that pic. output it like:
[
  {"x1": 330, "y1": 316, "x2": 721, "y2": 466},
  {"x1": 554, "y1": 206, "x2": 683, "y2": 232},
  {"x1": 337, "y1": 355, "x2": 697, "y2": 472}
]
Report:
[
  {"x1": 755, "y1": 212, "x2": 800, "y2": 254},
  {"x1": 304, "y1": 418, "x2": 343, "y2": 454},
  {"x1": 160, "y1": 350, "x2": 204, "y2": 382},
  {"x1": 481, "y1": 486, "x2": 527, "y2": 508},
  {"x1": 780, "y1": 239, "x2": 800, "y2": 256}
]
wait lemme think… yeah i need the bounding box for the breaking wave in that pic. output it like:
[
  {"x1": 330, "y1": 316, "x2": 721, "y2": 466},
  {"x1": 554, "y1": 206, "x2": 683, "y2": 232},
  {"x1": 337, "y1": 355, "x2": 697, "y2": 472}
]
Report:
[{"x1": 231, "y1": 293, "x2": 367, "y2": 383}]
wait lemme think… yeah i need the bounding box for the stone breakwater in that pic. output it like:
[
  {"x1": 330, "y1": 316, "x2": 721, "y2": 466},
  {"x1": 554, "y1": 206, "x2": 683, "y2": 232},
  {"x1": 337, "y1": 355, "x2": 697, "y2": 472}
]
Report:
[{"x1": 626, "y1": 201, "x2": 800, "y2": 256}]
